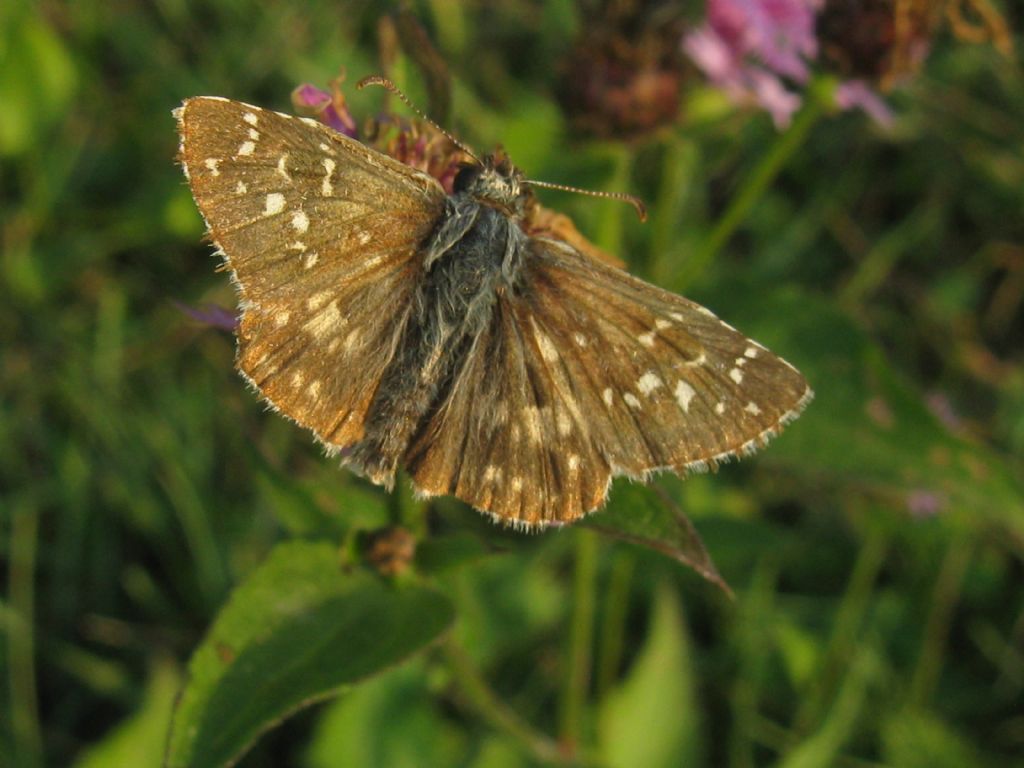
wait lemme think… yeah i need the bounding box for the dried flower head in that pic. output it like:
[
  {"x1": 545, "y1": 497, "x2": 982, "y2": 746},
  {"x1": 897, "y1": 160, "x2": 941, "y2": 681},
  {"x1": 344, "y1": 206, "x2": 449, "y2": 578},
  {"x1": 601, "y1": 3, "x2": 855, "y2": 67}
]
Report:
[{"x1": 559, "y1": 0, "x2": 687, "y2": 139}]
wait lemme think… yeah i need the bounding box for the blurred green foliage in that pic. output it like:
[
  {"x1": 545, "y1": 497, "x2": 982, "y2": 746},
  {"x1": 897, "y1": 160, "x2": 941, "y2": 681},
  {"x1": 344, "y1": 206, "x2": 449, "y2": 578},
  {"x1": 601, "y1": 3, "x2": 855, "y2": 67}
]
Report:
[{"x1": 2, "y1": 1, "x2": 1023, "y2": 767}]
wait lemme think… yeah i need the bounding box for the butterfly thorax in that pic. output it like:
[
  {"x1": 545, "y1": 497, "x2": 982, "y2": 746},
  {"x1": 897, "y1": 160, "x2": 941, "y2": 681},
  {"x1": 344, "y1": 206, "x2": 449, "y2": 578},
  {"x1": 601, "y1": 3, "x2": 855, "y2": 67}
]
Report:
[
  {"x1": 350, "y1": 164, "x2": 531, "y2": 486},
  {"x1": 452, "y1": 153, "x2": 530, "y2": 220}
]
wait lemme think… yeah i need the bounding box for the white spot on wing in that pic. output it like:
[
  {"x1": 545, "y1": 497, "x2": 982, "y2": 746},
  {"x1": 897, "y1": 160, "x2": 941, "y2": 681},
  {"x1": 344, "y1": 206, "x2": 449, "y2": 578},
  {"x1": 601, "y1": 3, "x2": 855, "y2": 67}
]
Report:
[
  {"x1": 523, "y1": 406, "x2": 543, "y2": 444},
  {"x1": 669, "y1": 311, "x2": 685, "y2": 322},
  {"x1": 744, "y1": 346, "x2": 759, "y2": 358},
  {"x1": 557, "y1": 410, "x2": 572, "y2": 436},
  {"x1": 321, "y1": 158, "x2": 335, "y2": 196},
  {"x1": 308, "y1": 380, "x2": 321, "y2": 399},
  {"x1": 306, "y1": 292, "x2": 331, "y2": 312},
  {"x1": 638, "y1": 332, "x2": 656, "y2": 348},
  {"x1": 568, "y1": 455, "x2": 580, "y2": 471},
  {"x1": 274, "y1": 311, "x2": 290, "y2": 327},
  {"x1": 235, "y1": 181, "x2": 247, "y2": 194},
  {"x1": 715, "y1": 401, "x2": 726, "y2": 415},
  {"x1": 263, "y1": 193, "x2": 285, "y2": 216},
  {"x1": 533, "y1": 324, "x2": 559, "y2": 363},
  {"x1": 304, "y1": 300, "x2": 342, "y2": 339},
  {"x1": 276, "y1": 154, "x2": 291, "y2": 181},
  {"x1": 637, "y1": 371, "x2": 663, "y2": 395},
  {"x1": 655, "y1": 318, "x2": 671, "y2": 330},
  {"x1": 624, "y1": 393, "x2": 642, "y2": 409},
  {"x1": 291, "y1": 210, "x2": 309, "y2": 233},
  {"x1": 675, "y1": 380, "x2": 696, "y2": 412},
  {"x1": 243, "y1": 112, "x2": 259, "y2": 126},
  {"x1": 574, "y1": 333, "x2": 588, "y2": 347},
  {"x1": 204, "y1": 158, "x2": 220, "y2": 176},
  {"x1": 237, "y1": 140, "x2": 255, "y2": 156},
  {"x1": 603, "y1": 388, "x2": 614, "y2": 407},
  {"x1": 511, "y1": 477, "x2": 523, "y2": 492},
  {"x1": 303, "y1": 252, "x2": 319, "y2": 269},
  {"x1": 248, "y1": 128, "x2": 260, "y2": 141},
  {"x1": 745, "y1": 401, "x2": 762, "y2": 415},
  {"x1": 729, "y1": 368, "x2": 744, "y2": 384}
]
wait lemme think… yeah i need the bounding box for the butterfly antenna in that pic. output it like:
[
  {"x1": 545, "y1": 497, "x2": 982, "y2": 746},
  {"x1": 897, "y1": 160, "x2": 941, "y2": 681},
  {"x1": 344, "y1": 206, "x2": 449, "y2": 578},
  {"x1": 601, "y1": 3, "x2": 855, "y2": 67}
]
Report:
[
  {"x1": 523, "y1": 179, "x2": 648, "y2": 221},
  {"x1": 357, "y1": 75, "x2": 480, "y2": 164}
]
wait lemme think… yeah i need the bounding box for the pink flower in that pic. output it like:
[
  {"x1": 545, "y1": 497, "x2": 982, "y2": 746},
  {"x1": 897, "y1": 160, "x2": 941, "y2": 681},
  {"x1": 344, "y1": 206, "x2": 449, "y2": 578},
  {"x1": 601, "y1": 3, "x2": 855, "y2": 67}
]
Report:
[
  {"x1": 684, "y1": 0, "x2": 819, "y2": 128},
  {"x1": 291, "y1": 82, "x2": 358, "y2": 138},
  {"x1": 684, "y1": 0, "x2": 895, "y2": 128},
  {"x1": 834, "y1": 80, "x2": 894, "y2": 128}
]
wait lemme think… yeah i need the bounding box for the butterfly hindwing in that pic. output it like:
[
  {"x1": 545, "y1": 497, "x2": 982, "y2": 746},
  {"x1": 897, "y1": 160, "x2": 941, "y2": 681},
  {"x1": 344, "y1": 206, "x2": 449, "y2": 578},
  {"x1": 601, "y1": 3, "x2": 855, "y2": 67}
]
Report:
[
  {"x1": 407, "y1": 238, "x2": 812, "y2": 527},
  {"x1": 176, "y1": 97, "x2": 447, "y2": 447}
]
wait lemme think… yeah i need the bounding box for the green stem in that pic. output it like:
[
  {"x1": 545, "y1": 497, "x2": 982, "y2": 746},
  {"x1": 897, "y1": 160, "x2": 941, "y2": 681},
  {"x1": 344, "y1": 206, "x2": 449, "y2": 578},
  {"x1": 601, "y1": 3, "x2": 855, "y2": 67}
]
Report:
[
  {"x1": 795, "y1": 523, "x2": 888, "y2": 733},
  {"x1": 393, "y1": 468, "x2": 427, "y2": 538},
  {"x1": 9, "y1": 500, "x2": 42, "y2": 768},
  {"x1": 908, "y1": 540, "x2": 973, "y2": 706},
  {"x1": 443, "y1": 639, "x2": 581, "y2": 765},
  {"x1": 596, "y1": 144, "x2": 636, "y2": 255},
  {"x1": 673, "y1": 97, "x2": 824, "y2": 291},
  {"x1": 560, "y1": 529, "x2": 599, "y2": 750},
  {"x1": 650, "y1": 135, "x2": 699, "y2": 286},
  {"x1": 595, "y1": 550, "x2": 634, "y2": 699}
]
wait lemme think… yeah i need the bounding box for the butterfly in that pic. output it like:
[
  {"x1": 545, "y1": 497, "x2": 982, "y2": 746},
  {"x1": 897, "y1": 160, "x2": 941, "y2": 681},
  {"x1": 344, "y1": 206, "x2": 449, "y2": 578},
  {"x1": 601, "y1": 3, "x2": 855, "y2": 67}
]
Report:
[{"x1": 174, "y1": 93, "x2": 812, "y2": 529}]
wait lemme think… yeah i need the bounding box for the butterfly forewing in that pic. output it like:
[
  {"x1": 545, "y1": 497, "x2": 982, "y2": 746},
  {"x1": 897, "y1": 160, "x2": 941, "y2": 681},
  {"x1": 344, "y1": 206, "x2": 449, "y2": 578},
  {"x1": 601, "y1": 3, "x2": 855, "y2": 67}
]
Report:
[
  {"x1": 407, "y1": 238, "x2": 812, "y2": 527},
  {"x1": 176, "y1": 97, "x2": 447, "y2": 448}
]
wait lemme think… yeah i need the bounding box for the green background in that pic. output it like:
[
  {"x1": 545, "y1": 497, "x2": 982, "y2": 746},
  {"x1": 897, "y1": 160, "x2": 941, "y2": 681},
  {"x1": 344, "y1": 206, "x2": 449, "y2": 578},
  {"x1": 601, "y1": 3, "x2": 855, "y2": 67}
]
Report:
[{"x1": 2, "y1": 1, "x2": 1023, "y2": 766}]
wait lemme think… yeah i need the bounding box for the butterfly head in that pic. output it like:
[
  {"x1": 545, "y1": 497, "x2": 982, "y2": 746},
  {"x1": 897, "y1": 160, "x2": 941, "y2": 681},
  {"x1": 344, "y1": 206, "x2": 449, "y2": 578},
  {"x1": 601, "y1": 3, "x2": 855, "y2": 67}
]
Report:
[{"x1": 453, "y1": 151, "x2": 530, "y2": 218}]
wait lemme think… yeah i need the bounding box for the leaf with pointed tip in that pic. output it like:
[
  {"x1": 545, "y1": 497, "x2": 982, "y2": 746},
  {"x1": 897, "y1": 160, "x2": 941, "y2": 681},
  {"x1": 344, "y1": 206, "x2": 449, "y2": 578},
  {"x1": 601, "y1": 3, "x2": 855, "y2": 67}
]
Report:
[{"x1": 165, "y1": 541, "x2": 454, "y2": 768}]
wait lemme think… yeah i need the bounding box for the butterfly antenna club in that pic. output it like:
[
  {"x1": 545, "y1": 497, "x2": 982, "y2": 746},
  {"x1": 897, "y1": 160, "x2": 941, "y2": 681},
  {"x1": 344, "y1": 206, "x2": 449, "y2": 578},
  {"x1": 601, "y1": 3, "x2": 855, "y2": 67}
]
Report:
[{"x1": 523, "y1": 179, "x2": 648, "y2": 221}]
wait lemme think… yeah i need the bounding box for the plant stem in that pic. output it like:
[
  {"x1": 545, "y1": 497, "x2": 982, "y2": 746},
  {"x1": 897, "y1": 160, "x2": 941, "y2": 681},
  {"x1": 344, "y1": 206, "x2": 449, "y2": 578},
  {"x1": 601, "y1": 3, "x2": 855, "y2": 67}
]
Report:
[
  {"x1": 443, "y1": 639, "x2": 579, "y2": 765},
  {"x1": 673, "y1": 97, "x2": 824, "y2": 291},
  {"x1": 9, "y1": 500, "x2": 43, "y2": 768},
  {"x1": 560, "y1": 529, "x2": 599, "y2": 750}
]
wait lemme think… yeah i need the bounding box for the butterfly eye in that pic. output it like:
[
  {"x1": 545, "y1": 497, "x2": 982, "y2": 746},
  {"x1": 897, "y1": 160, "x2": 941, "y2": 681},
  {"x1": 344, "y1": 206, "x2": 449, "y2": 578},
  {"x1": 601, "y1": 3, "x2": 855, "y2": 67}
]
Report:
[{"x1": 453, "y1": 164, "x2": 482, "y2": 194}]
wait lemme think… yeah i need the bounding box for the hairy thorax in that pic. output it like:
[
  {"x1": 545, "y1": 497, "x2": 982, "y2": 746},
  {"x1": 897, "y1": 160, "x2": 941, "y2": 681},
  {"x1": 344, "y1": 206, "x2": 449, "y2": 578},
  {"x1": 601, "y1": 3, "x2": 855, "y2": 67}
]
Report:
[{"x1": 351, "y1": 170, "x2": 531, "y2": 485}]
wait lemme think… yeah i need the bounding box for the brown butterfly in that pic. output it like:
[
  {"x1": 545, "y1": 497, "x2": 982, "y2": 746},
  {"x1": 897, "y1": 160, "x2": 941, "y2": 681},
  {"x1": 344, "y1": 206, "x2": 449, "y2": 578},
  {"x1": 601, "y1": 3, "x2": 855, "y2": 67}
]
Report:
[{"x1": 174, "y1": 91, "x2": 812, "y2": 529}]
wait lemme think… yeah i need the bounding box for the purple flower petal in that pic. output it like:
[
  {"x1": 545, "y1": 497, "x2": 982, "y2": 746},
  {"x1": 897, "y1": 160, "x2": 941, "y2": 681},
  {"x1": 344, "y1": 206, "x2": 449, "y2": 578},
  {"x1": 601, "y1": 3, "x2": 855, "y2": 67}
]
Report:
[
  {"x1": 174, "y1": 301, "x2": 238, "y2": 332},
  {"x1": 684, "y1": 0, "x2": 894, "y2": 128},
  {"x1": 906, "y1": 489, "x2": 946, "y2": 519},
  {"x1": 291, "y1": 82, "x2": 358, "y2": 138},
  {"x1": 835, "y1": 80, "x2": 894, "y2": 128}
]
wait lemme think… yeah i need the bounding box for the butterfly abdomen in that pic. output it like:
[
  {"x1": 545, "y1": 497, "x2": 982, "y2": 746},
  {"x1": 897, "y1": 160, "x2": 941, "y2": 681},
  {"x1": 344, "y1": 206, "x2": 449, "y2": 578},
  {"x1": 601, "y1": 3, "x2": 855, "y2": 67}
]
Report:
[{"x1": 350, "y1": 200, "x2": 528, "y2": 485}]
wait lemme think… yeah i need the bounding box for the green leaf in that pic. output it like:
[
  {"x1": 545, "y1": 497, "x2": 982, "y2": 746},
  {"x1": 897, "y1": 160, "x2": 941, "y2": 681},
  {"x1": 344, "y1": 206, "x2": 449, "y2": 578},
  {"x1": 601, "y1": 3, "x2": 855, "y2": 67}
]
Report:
[
  {"x1": 598, "y1": 584, "x2": 702, "y2": 768},
  {"x1": 306, "y1": 662, "x2": 463, "y2": 768},
  {"x1": 881, "y1": 708, "x2": 989, "y2": 768},
  {"x1": 74, "y1": 660, "x2": 180, "y2": 768},
  {"x1": 585, "y1": 482, "x2": 731, "y2": 594},
  {"x1": 715, "y1": 286, "x2": 1024, "y2": 539},
  {"x1": 165, "y1": 541, "x2": 454, "y2": 768},
  {"x1": 0, "y1": 12, "x2": 77, "y2": 156}
]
